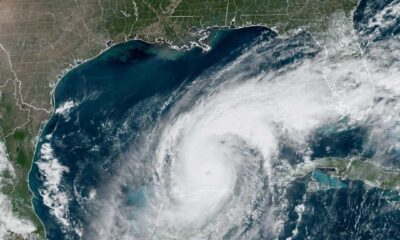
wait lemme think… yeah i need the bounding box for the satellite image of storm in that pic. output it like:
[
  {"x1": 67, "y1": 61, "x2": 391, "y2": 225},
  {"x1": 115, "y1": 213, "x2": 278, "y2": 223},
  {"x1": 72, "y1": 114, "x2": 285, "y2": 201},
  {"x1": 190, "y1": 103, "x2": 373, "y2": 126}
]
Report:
[{"x1": 0, "y1": 0, "x2": 400, "y2": 239}]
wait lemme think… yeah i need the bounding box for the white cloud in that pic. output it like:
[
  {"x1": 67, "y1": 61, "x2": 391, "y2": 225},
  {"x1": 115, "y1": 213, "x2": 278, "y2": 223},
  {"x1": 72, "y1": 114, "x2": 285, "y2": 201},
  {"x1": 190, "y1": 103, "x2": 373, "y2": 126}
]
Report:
[
  {"x1": 78, "y1": 9, "x2": 400, "y2": 240},
  {"x1": 36, "y1": 143, "x2": 71, "y2": 230},
  {"x1": 0, "y1": 141, "x2": 37, "y2": 239},
  {"x1": 55, "y1": 99, "x2": 77, "y2": 117}
]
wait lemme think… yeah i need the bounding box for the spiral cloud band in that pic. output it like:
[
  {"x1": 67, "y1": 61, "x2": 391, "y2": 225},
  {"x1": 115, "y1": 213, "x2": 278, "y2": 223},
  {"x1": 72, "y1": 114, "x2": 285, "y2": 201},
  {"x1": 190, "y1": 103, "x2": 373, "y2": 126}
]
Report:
[{"x1": 30, "y1": 1, "x2": 400, "y2": 239}]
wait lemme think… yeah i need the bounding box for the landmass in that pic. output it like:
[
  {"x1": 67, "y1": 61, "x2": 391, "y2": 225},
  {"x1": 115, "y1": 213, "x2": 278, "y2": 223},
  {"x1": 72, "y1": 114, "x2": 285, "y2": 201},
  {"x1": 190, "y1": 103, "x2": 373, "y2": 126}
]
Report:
[
  {"x1": 293, "y1": 157, "x2": 400, "y2": 190},
  {"x1": 0, "y1": 0, "x2": 359, "y2": 238}
]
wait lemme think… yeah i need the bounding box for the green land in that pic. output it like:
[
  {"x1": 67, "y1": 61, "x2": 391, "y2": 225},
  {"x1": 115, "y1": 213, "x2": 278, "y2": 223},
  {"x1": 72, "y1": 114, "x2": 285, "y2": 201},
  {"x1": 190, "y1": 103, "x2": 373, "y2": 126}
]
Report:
[
  {"x1": 294, "y1": 157, "x2": 400, "y2": 190},
  {"x1": 0, "y1": 0, "x2": 358, "y2": 238}
]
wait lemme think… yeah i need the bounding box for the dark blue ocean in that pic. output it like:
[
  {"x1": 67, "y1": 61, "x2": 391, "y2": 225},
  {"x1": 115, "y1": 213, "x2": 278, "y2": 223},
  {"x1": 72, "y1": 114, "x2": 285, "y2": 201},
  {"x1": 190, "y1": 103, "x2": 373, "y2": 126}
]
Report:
[{"x1": 29, "y1": 0, "x2": 400, "y2": 239}]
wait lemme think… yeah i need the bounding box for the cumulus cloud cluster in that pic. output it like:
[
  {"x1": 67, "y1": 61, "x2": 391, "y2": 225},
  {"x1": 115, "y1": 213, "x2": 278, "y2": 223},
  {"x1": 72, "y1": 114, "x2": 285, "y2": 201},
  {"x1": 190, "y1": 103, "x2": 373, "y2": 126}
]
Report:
[
  {"x1": 0, "y1": 141, "x2": 37, "y2": 239},
  {"x1": 86, "y1": 10, "x2": 400, "y2": 239}
]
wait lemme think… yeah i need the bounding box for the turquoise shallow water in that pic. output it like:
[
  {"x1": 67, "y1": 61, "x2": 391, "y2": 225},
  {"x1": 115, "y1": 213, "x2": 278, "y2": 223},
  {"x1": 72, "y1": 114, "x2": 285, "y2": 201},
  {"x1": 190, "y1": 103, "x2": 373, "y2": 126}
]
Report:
[
  {"x1": 28, "y1": 0, "x2": 400, "y2": 238},
  {"x1": 312, "y1": 170, "x2": 348, "y2": 189},
  {"x1": 29, "y1": 26, "x2": 280, "y2": 239}
]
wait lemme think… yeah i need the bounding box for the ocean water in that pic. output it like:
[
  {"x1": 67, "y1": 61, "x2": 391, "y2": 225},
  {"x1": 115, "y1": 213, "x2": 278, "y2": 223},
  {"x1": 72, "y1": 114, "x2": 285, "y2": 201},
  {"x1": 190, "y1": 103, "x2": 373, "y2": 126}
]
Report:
[{"x1": 29, "y1": 0, "x2": 400, "y2": 239}]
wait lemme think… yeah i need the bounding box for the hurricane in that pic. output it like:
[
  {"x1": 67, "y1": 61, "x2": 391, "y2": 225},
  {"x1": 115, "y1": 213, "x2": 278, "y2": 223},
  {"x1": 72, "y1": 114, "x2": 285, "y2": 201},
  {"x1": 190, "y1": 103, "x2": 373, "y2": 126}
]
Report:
[{"x1": 29, "y1": 0, "x2": 400, "y2": 239}]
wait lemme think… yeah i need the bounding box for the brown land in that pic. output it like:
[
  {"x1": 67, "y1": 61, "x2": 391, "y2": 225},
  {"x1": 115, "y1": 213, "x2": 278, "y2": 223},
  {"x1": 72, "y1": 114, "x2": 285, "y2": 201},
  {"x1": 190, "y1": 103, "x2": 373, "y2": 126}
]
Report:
[{"x1": 0, "y1": 0, "x2": 358, "y2": 238}]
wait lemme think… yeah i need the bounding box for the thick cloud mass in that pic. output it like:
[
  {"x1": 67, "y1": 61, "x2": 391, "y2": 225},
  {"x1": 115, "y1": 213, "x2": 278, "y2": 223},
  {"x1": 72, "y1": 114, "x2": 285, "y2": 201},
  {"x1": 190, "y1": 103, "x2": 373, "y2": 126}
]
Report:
[{"x1": 31, "y1": 1, "x2": 400, "y2": 239}]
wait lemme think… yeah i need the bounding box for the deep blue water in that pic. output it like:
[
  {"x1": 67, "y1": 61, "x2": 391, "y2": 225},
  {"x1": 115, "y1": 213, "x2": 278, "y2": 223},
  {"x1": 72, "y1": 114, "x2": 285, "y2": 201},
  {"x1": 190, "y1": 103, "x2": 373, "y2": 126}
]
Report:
[
  {"x1": 29, "y1": 0, "x2": 400, "y2": 239},
  {"x1": 30, "y1": 26, "x2": 282, "y2": 239}
]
